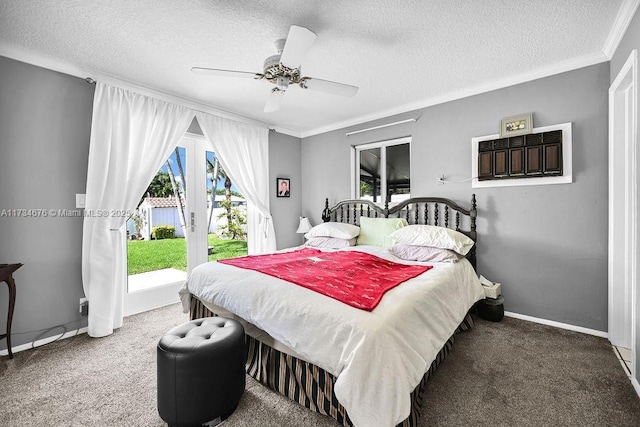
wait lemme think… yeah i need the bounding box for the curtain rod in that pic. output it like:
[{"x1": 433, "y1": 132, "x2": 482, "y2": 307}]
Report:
[
  {"x1": 80, "y1": 76, "x2": 273, "y2": 130},
  {"x1": 84, "y1": 77, "x2": 295, "y2": 136},
  {"x1": 345, "y1": 118, "x2": 417, "y2": 136}
]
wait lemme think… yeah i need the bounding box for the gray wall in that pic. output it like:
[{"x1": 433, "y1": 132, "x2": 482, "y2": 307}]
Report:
[
  {"x1": 268, "y1": 131, "x2": 303, "y2": 249},
  {"x1": 302, "y1": 62, "x2": 610, "y2": 332},
  {"x1": 610, "y1": 4, "x2": 640, "y2": 389},
  {"x1": 186, "y1": 117, "x2": 203, "y2": 135},
  {"x1": 0, "y1": 56, "x2": 94, "y2": 351}
]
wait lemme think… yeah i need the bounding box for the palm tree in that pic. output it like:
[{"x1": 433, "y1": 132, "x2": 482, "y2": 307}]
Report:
[
  {"x1": 206, "y1": 157, "x2": 219, "y2": 232},
  {"x1": 174, "y1": 147, "x2": 186, "y2": 194},
  {"x1": 165, "y1": 148, "x2": 186, "y2": 237},
  {"x1": 224, "y1": 174, "x2": 232, "y2": 227},
  {"x1": 167, "y1": 149, "x2": 238, "y2": 237},
  {"x1": 145, "y1": 171, "x2": 173, "y2": 198},
  {"x1": 206, "y1": 156, "x2": 239, "y2": 237}
]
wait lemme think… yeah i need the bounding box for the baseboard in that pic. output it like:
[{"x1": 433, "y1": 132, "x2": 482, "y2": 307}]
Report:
[
  {"x1": 0, "y1": 326, "x2": 88, "y2": 356},
  {"x1": 632, "y1": 377, "x2": 640, "y2": 398},
  {"x1": 504, "y1": 311, "x2": 608, "y2": 338}
]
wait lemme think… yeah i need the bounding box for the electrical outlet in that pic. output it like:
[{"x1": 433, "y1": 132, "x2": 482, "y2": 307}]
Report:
[{"x1": 79, "y1": 297, "x2": 89, "y2": 317}]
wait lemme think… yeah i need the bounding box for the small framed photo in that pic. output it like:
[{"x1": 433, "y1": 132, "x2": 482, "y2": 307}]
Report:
[
  {"x1": 499, "y1": 113, "x2": 533, "y2": 138},
  {"x1": 276, "y1": 178, "x2": 290, "y2": 198}
]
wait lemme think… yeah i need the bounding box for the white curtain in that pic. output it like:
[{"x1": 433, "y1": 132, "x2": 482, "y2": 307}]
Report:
[
  {"x1": 195, "y1": 112, "x2": 276, "y2": 254},
  {"x1": 82, "y1": 83, "x2": 194, "y2": 337}
]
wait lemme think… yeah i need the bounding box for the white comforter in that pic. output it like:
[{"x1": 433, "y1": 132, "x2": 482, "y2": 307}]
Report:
[{"x1": 179, "y1": 245, "x2": 485, "y2": 427}]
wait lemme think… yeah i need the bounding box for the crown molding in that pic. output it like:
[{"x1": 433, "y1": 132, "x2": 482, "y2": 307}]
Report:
[
  {"x1": 268, "y1": 126, "x2": 302, "y2": 138},
  {"x1": 0, "y1": 42, "x2": 88, "y2": 78},
  {"x1": 0, "y1": 40, "x2": 612, "y2": 141},
  {"x1": 300, "y1": 51, "x2": 610, "y2": 138},
  {"x1": 603, "y1": 0, "x2": 640, "y2": 58}
]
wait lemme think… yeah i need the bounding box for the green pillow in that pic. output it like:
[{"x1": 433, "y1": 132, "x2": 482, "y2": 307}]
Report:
[{"x1": 356, "y1": 217, "x2": 408, "y2": 247}]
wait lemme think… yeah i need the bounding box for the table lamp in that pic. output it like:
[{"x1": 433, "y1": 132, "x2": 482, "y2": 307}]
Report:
[{"x1": 296, "y1": 216, "x2": 312, "y2": 245}]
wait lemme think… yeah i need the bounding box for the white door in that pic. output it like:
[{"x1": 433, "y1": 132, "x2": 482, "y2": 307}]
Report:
[
  {"x1": 124, "y1": 134, "x2": 209, "y2": 315},
  {"x1": 608, "y1": 49, "x2": 637, "y2": 366}
]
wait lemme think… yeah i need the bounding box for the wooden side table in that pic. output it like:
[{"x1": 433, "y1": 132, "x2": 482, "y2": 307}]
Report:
[{"x1": 1, "y1": 263, "x2": 22, "y2": 359}]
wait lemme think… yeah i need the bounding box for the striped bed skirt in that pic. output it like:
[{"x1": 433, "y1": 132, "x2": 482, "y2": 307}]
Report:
[{"x1": 190, "y1": 296, "x2": 474, "y2": 426}]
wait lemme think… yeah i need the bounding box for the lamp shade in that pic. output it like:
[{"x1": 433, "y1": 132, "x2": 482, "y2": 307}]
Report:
[{"x1": 296, "y1": 217, "x2": 313, "y2": 234}]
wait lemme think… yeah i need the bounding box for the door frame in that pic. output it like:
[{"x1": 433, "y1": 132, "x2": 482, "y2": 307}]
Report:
[
  {"x1": 608, "y1": 49, "x2": 637, "y2": 378},
  {"x1": 182, "y1": 133, "x2": 210, "y2": 272}
]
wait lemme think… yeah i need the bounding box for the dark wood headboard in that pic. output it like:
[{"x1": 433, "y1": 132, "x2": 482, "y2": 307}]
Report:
[{"x1": 321, "y1": 195, "x2": 477, "y2": 268}]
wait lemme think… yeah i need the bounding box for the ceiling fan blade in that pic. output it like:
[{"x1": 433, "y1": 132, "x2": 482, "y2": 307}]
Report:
[
  {"x1": 191, "y1": 67, "x2": 262, "y2": 79},
  {"x1": 279, "y1": 25, "x2": 317, "y2": 69},
  {"x1": 300, "y1": 77, "x2": 359, "y2": 97},
  {"x1": 264, "y1": 89, "x2": 285, "y2": 113}
]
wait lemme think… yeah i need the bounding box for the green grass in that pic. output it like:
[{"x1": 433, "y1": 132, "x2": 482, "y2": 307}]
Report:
[{"x1": 127, "y1": 235, "x2": 247, "y2": 275}]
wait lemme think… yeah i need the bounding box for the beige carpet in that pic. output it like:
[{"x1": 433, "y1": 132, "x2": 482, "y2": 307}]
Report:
[{"x1": 1, "y1": 303, "x2": 639, "y2": 426}]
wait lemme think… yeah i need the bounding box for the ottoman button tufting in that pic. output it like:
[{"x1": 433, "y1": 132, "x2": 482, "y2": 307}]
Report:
[{"x1": 157, "y1": 317, "x2": 246, "y2": 427}]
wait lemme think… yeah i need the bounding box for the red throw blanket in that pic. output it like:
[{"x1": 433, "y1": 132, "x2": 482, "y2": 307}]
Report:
[{"x1": 219, "y1": 248, "x2": 432, "y2": 311}]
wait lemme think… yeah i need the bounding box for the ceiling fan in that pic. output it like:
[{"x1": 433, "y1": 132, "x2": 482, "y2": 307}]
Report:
[{"x1": 192, "y1": 25, "x2": 359, "y2": 113}]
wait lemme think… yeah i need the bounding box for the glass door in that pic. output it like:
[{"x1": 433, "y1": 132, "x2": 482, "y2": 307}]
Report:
[
  {"x1": 204, "y1": 150, "x2": 248, "y2": 262},
  {"x1": 124, "y1": 135, "x2": 209, "y2": 315}
]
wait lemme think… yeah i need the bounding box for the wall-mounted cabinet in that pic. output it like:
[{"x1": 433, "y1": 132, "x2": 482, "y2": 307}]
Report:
[{"x1": 472, "y1": 123, "x2": 572, "y2": 188}]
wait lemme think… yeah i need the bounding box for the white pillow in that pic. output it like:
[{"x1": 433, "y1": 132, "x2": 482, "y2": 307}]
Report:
[
  {"x1": 305, "y1": 237, "x2": 357, "y2": 249},
  {"x1": 388, "y1": 244, "x2": 461, "y2": 263},
  {"x1": 304, "y1": 222, "x2": 360, "y2": 240},
  {"x1": 389, "y1": 224, "x2": 475, "y2": 256}
]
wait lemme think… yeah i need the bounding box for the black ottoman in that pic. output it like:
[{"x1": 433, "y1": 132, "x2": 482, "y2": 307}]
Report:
[{"x1": 157, "y1": 317, "x2": 246, "y2": 427}]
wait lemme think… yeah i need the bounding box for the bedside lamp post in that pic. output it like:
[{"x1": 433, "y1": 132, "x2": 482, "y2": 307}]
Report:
[{"x1": 296, "y1": 217, "x2": 312, "y2": 245}]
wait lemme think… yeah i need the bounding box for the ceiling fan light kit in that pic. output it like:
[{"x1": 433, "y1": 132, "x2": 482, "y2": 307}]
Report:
[
  {"x1": 264, "y1": 88, "x2": 285, "y2": 112},
  {"x1": 192, "y1": 25, "x2": 359, "y2": 112}
]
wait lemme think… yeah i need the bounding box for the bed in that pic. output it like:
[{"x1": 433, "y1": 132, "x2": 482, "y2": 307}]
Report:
[{"x1": 179, "y1": 195, "x2": 484, "y2": 427}]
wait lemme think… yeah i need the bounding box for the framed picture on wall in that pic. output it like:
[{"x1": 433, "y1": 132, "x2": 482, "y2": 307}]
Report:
[
  {"x1": 499, "y1": 113, "x2": 533, "y2": 138},
  {"x1": 276, "y1": 178, "x2": 290, "y2": 198}
]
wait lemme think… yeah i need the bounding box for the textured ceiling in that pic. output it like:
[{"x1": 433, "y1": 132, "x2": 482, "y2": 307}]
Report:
[{"x1": 0, "y1": 0, "x2": 632, "y2": 136}]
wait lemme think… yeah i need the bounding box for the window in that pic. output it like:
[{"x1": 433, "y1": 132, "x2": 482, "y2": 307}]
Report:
[{"x1": 352, "y1": 137, "x2": 411, "y2": 203}]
